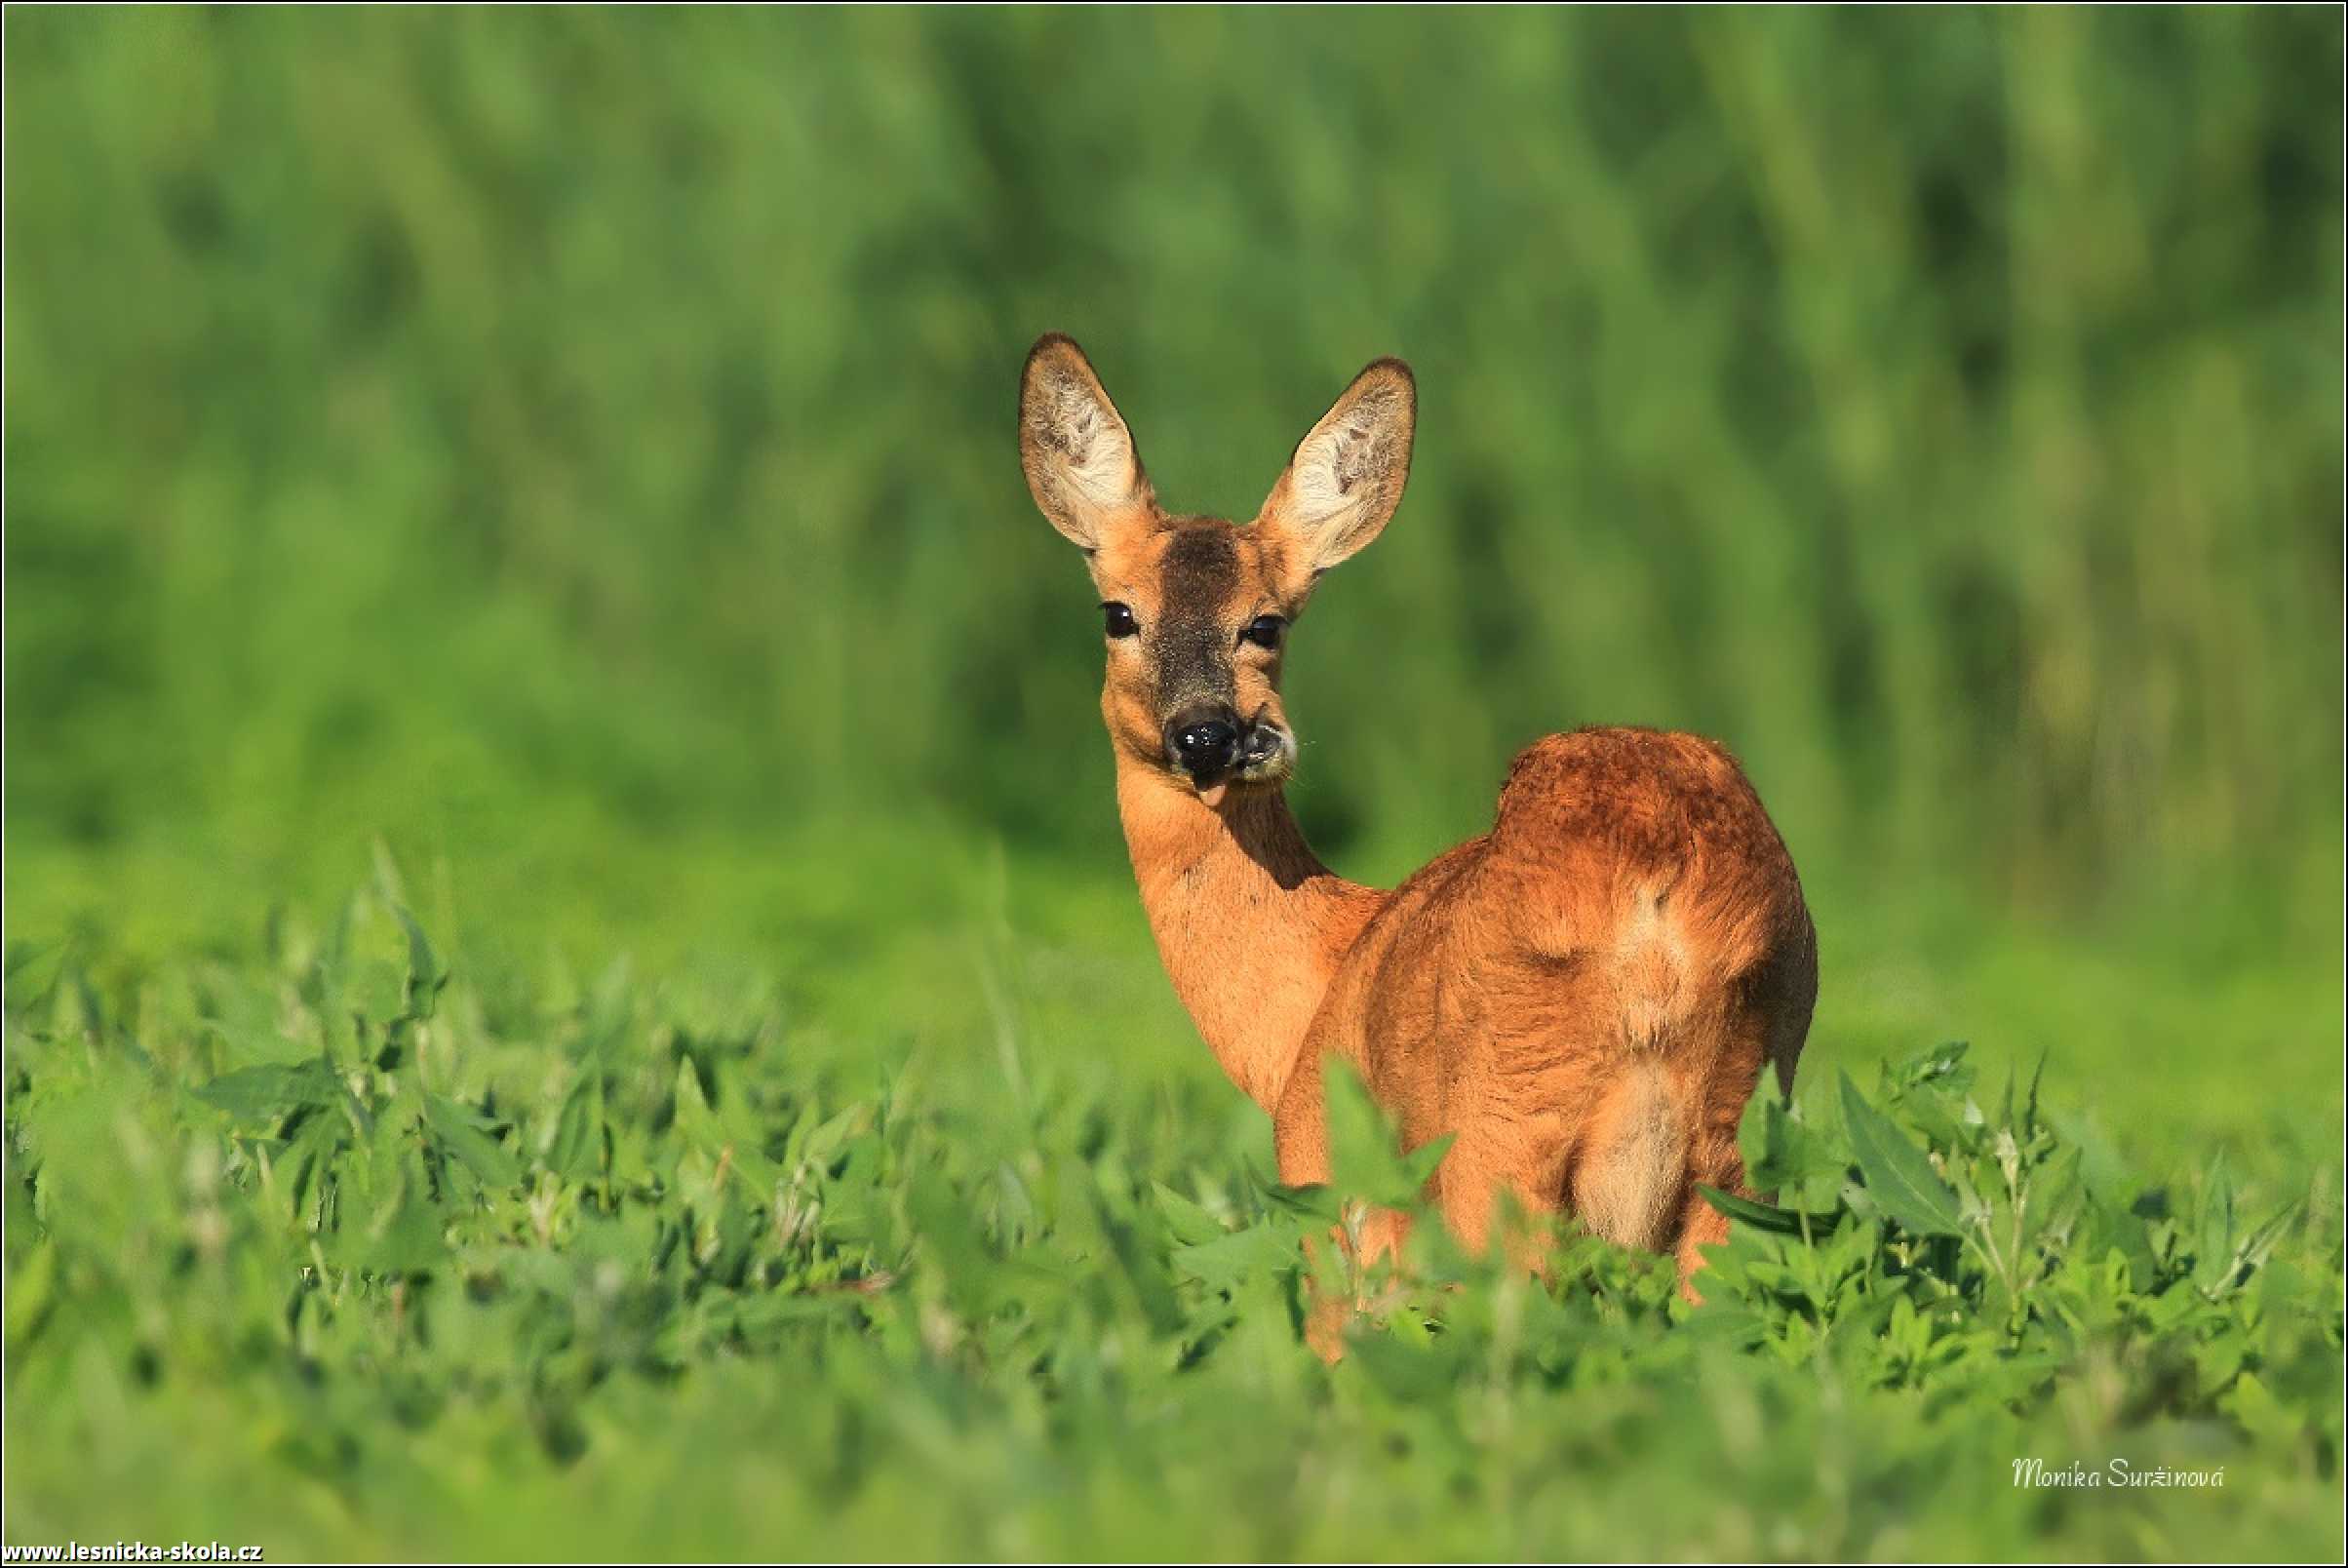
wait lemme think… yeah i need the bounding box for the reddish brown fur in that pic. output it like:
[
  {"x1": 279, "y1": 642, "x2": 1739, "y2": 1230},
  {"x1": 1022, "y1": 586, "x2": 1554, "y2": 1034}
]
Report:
[
  {"x1": 1273, "y1": 728, "x2": 1815, "y2": 1275},
  {"x1": 1018, "y1": 335, "x2": 1816, "y2": 1326}
]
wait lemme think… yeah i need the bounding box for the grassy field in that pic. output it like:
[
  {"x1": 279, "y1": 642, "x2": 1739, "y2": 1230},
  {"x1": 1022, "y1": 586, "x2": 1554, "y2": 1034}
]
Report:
[
  {"x1": 4, "y1": 849, "x2": 2343, "y2": 1559},
  {"x1": 6, "y1": 7, "x2": 2344, "y2": 1561}
]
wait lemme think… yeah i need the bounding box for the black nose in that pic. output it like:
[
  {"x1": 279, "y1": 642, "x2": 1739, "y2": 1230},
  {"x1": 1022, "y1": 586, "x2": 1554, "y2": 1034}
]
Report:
[{"x1": 1165, "y1": 709, "x2": 1239, "y2": 776}]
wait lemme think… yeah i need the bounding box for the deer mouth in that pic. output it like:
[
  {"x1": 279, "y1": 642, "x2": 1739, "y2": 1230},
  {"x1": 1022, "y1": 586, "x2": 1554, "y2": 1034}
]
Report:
[
  {"x1": 1193, "y1": 724, "x2": 1292, "y2": 804},
  {"x1": 1168, "y1": 717, "x2": 1292, "y2": 806},
  {"x1": 1234, "y1": 722, "x2": 1294, "y2": 781}
]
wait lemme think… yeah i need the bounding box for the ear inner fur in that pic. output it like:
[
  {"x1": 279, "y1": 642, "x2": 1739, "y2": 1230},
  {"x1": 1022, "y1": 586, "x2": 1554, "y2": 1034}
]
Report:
[
  {"x1": 1257, "y1": 357, "x2": 1417, "y2": 592},
  {"x1": 1019, "y1": 333, "x2": 1154, "y2": 551}
]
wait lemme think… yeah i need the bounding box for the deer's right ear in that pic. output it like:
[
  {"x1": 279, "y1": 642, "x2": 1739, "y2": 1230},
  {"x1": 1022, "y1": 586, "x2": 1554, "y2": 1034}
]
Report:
[{"x1": 1019, "y1": 334, "x2": 1153, "y2": 552}]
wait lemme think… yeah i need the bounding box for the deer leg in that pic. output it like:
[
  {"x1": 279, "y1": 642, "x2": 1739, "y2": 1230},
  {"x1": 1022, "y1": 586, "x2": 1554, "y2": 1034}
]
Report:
[
  {"x1": 1272, "y1": 1048, "x2": 1329, "y2": 1188},
  {"x1": 1275, "y1": 1051, "x2": 1426, "y2": 1359},
  {"x1": 1437, "y1": 1122, "x2": 1568, "y2": 1277},
  {"x1": 1673, "y1": 1187, "x2": 1732, "y2": 1303},
  {"x1": 1673, "y1": 1136, "x2": 1748, "y2": 1304}
]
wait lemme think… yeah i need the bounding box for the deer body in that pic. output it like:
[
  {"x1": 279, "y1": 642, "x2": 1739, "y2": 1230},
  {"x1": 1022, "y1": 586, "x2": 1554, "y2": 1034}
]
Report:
[{"x1": 1022, "y1": 335, "x2": 1815, "y2": 1296}]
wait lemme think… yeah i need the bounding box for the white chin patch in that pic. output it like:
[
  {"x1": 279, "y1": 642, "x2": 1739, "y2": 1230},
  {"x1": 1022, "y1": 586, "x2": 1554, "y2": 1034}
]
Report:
[{"x1": 1241, "y1": 729, "x2": 1297, "y2": 781}]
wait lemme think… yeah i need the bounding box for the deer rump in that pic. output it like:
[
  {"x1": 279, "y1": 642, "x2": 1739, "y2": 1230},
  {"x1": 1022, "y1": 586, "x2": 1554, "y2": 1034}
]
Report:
[{"x1": 1281, "y1": 727, "x2": 1815, "y2": 1260}]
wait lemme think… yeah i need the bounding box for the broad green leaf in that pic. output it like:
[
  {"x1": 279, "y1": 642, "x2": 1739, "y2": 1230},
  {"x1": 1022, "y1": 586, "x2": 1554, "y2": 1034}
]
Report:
[
  {"x1": 423, "y1": 1092, "x2": 521, "y2": 1189},
  {"x1": 1698, "y1": 1184, "x2": 1843, "y2": 1236},
  {"x1": 2201, "y1": 1196, "x2": 2301, "y2": 1302},
  {"x1": 1742, "y1": 1092, "x2": 1846, "y2": 1200},
  {"x1": 355, "y1": 1163, "x2": 447, "y2": 1274},
  {"x1": 2193, "y1": 1155, "x2": 2235, "y2": 1292},
  {"x1": 196, "y1": 1060, "x2": 340, "y2": 1122},
  {"x1": 1838, "y1": 1071, "x2": 1964, "y2": 1237},
  {"x1": 1323, "y1": 1058, "x2": 1428, "y2": 1210},
  {"x1": 5, "y1": 1240, "x2": 59, "y2": 1353},
  {"x1": 2221, "y1": 1371, "x2": 2305, "y2": 1451},
  {"x1": 1170, "y1": 1222, "x2": 1302, "y2": 1295},
  {"x1": 1153, "y1": 1182, "x2": 1226, "y2": 1248},
  {"x1": 392, "y1": 904, "x2": 446, "y2": 1020},
  {"x1": 545, "y1": 1065, "x2": 607, "y2": 1181},
  {"x1": 1892, "y1": 1039, "x2": 1974, "y2": 1094},
  {"x1": 1676, "y1": 1303, "x2": 1767, "y2": 1347},
  {"x1": 672, "y1": 1055, "x2": 720, "y2": 1147}
]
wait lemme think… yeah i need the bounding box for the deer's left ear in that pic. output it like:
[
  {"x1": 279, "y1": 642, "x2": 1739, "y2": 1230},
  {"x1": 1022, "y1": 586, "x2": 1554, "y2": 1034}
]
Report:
[{"x1": 1256, "y1": 357, "x2": 1415, "y2": 592}]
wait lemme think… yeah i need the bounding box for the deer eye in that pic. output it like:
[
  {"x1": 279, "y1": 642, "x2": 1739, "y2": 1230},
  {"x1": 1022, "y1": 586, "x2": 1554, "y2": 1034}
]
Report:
[
  {"x1": 1102, "y1": 602, "x2": 1139, "y2": 639},
  {"x1": 1239, "y1": 614, "x2": 1285, "y2": 649}
]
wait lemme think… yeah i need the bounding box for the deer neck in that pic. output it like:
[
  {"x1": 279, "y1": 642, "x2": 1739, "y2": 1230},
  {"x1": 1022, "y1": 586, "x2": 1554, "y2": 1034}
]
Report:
[{"x1": 1113, "y1": 757, "x2": 1384, "y2": 1113}]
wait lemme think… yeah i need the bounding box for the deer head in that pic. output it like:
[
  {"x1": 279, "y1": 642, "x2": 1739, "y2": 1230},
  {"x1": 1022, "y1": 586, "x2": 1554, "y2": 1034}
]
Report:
[{"x1": 1018, "y1": 333, "x2": 1416, "y2": 807}]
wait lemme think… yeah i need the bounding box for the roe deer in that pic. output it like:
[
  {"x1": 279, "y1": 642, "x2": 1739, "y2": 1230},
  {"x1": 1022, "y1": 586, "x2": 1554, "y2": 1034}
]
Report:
[{"x1": 1017, "y1": 334, "x2": 1816, "y2": 1309}]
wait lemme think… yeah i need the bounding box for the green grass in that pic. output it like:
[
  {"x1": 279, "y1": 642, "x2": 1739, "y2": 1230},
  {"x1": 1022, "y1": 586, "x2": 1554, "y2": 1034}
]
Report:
[
  {"x1": 4, "y1": 856, "x2": 2342, "y2": 1560},
  {"x1": 5, "y1": 6, "x2": 2344, "y2": 1560}
]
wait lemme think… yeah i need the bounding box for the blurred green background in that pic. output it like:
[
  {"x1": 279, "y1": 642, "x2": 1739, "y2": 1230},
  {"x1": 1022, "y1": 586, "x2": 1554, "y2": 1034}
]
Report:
[{"x1": 7, "y1": 10, "x2": 2342, "y2": 1177}]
